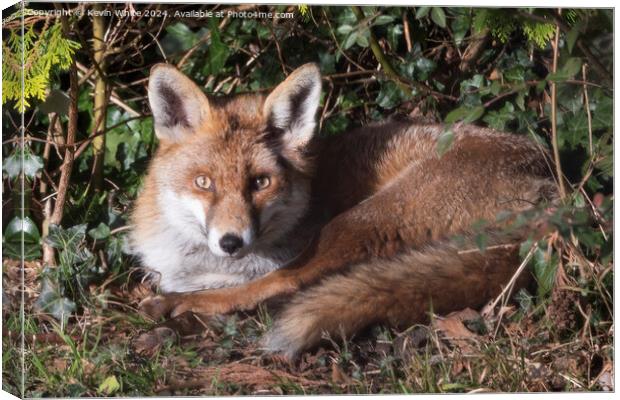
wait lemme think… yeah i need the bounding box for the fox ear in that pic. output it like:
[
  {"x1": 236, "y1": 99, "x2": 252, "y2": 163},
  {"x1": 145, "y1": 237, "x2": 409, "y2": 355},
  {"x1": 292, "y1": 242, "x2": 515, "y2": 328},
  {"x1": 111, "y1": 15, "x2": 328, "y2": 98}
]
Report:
[
  {"x1": 263, "y1": 63, "x2": 322, "y2": 151},
  {"x1": 148, "y1": 64, "x2": 211, "y2": 142}
]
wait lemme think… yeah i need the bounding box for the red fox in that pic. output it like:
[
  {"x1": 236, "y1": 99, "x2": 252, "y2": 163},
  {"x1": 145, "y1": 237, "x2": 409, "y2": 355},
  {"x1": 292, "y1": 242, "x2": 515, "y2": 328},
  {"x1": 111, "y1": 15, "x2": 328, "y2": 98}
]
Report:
[{"x1": 132, "y1": 63, "x2": 557, "y2": 358}]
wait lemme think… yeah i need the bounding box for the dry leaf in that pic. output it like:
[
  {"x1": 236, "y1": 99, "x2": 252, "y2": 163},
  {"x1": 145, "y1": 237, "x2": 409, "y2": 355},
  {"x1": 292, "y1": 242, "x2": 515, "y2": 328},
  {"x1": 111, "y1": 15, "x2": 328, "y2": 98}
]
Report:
[
  {"x1": 159, "y1": 312, "x2": 211, "y2": 337},
  {"x1": 50, "y1": 358, "x2": 68, "y2": 373},
  {"x1": 331, "y1": 363, "x2": 352, "y2": 385},
  {"x1": 131, "y1": 326, "x2": 177, "y2": 357},
  {"x1": 433, "y1": 308, "x2": 481, "y2": 353},
  {"x1": 489, "y1": 68, "x2": 501, "y2": 80},
  {"x1": 451, "y1": 359, "x2": 465, "y2": 375}
]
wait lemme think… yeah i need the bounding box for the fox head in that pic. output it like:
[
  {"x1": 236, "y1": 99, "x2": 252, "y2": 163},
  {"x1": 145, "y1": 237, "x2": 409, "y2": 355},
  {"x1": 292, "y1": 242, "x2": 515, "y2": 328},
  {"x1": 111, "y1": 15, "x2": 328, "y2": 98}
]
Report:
[{"x1": 146, "y1": 63, "x2": 321, "y2": 257}]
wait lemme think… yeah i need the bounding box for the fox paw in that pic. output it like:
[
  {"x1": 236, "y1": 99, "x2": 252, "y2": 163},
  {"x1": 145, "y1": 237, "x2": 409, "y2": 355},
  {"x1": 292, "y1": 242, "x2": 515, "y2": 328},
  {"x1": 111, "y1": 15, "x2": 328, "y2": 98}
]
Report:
[
  {"x1": 139, "y1": 293, "x2": 213, "y2": 320},
  {"x1": 139, "y1": 294, "x2": 180, "y2": 320}
]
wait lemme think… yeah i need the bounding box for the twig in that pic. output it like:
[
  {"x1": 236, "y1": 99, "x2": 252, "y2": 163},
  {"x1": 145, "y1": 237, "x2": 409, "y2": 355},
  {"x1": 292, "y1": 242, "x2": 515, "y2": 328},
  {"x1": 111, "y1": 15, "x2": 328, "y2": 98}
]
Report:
[
  {"x1": 50, "y1": 17, "x2": 79, "y2": 233},
  {"x1": 402, "y1": 10, "x2": 412, "y2": 52},
  {"x1": 549, "y1": 10, "x2": 567, "y2": 200},
  {"x1": 110, "y1": 225, "x2": 133, "y2": 235},
  {"x1": 457, "y1": 243, "x2": 519, "y2": 255},
  {"x1": 319, "y1": 80, "x2": 335, "y2": 131},
  {"x1": 41, "y1": 169, "x2": 59, "y2": 193},
  {"x1": 459, "y1": 29, "x2": 490, "y2": 73},
  {"x1": 146, "y1": 31, "x2": 167, "y2": 63},
  {"x1": 90, "y1": 3, "x2": 109, "y2": 192},
  {"x1": 268, "y1": 22, "x2": 288, "y2": 76},
  {"x1": 325, "y1": 70, "x2": 374, "y2": 80},
  {"x1": 565, "y1": 79, "x2": 608, "y2": 90},
  {"x1": 41, "y1": 114, "x2": 56, "y2": 266},
  {"x1": 578, "y1": 187, "x2": 609, "y2": 241},
  {"x1": 581, "y1": 64, "x2": 593, "y2": 155},
  {"x1": 482, "y1": 85, "x2": 526, "y2": 108},
  {"x1": 488, "y1": 243, "x2": 539, "y2": 313}
]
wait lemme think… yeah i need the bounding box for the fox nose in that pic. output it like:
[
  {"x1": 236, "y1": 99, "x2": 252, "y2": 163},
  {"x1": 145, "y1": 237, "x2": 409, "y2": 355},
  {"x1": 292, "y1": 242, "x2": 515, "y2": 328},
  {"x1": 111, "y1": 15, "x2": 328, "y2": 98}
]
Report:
[{"x1": 219, "y1": 233, "x2": 243, "y2": 255}]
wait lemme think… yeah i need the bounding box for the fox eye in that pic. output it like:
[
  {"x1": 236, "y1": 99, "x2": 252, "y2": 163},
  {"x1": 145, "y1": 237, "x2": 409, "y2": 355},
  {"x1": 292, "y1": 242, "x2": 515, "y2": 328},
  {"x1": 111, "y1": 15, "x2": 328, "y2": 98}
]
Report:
[
  {"x1": 194, "y1": 175, "x2": 213, "y2": 191},
  {"x1": 252, "y1": 175, "x2": 271, "y2": 191}
]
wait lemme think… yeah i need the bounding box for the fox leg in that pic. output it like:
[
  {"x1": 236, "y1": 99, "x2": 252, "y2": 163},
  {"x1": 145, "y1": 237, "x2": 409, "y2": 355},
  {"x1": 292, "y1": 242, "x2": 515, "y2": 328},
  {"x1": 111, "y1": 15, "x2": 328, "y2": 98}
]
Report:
[{"x1": 140, "y1": 173, "x2": 434, "y2": 319}]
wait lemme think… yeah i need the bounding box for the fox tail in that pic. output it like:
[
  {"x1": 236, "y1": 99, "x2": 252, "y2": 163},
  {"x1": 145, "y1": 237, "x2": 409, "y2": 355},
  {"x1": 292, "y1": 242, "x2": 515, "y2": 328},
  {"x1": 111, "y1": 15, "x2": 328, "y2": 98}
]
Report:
[{"x1": 261, "y1": 235, "x2": 530, "y2": 359}]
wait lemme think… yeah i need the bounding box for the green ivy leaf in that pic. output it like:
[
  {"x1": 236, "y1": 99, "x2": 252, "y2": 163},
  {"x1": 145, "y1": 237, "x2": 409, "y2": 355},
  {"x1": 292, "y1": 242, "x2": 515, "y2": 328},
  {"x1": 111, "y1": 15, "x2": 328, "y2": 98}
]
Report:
[
  {"x1": 436, "y1": 129, "x2": 454, "y2": 157},
  {"x1": 560, "y1": 57, "x2": 583, "y2": 78},
  {"x1": 520, "y1": 241, "x2": 556, "y2": 298},
  {"x1": 343, "y1": 31, "x2": 358, "y2": 50},
  {"x1": 206, "y1": 18, "x2": 230, "y2": 75},
  {"x1": 461, "y1": 74, "x2": 486, "y2": 90},
  {"x1": 23, "y1": 151, "x2": 44, "y2": 178},
  {"x1": 566, "y1": 21, "x2": 583, "y2": 54},
  {"x1": 337, "y1": 24, "x2": 354, "y2": 35},
  {"x1": 430, "y1": 8, "x2": 447, "y2": 28},
  {"x1": 415, "y1": 7, "x2": 430, "y2": 19},
  {"x1": 4, "y1": 216, "x2": 41, "y2": 243},
  {"x1": 591, "y1": 96, "x2": 612, "y2": 130},
  {"x1": 164, "y1": 22, "x2": 197, "y2": 52},
  {"x1": 387, "y1": 24, "x2": 403, "y2": 50},
  {"x1": 485, "y1": 101, "x2": 515, "y2": 130},
  {"x1": 2, "y1": 152, "x2": 21, "y2": 179},
  {"x1": 2, "y1": 239, "x2": 42, "y2": 260},
  {"x1": 34, "y1": 276, "x2": 76, "y2": 324},
  {"x1": 2, "y1": 150, "x2": 43, "y2": 179},
  {"x1": 88, "y1": 223, "x2": 111, "y2": 241},
  {"x1": 415, "y1": 58, "x2": 436, "y2": 81},
  {"x1": 324, "y1": 114, "x2": 349, "y2": 135},
  {"x1": 319, "y1": 52, "x2": 336, "y2": 74},
  {"x1": 356, "y1": 30, "x2": 370, "y2": 47},
  {"x1": 374, "y1": 15, "x2": 395, "y2": 25},
  {"x1": 376, "y1": 80, "x2": 408, "y2": 109},
  {"x1": 464, "y1": 106, "x2": 485, "y2": 123},
  {"x1": 515, "y1": 288, "x2": 534, "y2": 312},
  {"x1": 66, "y1": 383, "x2": 87, "y2": 397},
  {"x1": 489, "y1": 80, "x2": 502, "y2": 96},
  {"x1": 452, "y1": 14, "x2": 471, "y2": 46},
  {"x1": 547, "y1": 58, "x2": 582, "y2": 81},
  {"x1": 445, "y1": 106, "x2": 469, "y2": 124},
  {"x1": 445, "y1": 105, "x2": 485, "y2": 124},
  {"x1": 533, "y1": 248, "x2": 557, "y2": 298},
  {"x1": 561, "y1": 114, "x2": 588, "y2": 149},
  {"x1": 504, "y1": 66, "x2": 525, "y2": 82},
  {"x1": 45, "y1": 224, "x2": 87, "y2": 250}
]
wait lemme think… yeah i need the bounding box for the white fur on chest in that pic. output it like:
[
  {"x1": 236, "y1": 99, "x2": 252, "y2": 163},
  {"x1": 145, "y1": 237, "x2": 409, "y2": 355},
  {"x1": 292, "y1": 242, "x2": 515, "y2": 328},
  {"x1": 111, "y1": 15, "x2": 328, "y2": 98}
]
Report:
[{"x1": 133, "y1": 225, "x2": 285, "y2": 293}]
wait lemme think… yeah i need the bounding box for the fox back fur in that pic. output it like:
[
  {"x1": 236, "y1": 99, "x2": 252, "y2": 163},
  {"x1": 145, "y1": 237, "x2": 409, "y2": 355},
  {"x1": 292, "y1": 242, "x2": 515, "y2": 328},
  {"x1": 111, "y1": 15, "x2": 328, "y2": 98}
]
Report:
[{"x1": 130, "y1": 63, "x2": 557, "y2": 358}]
